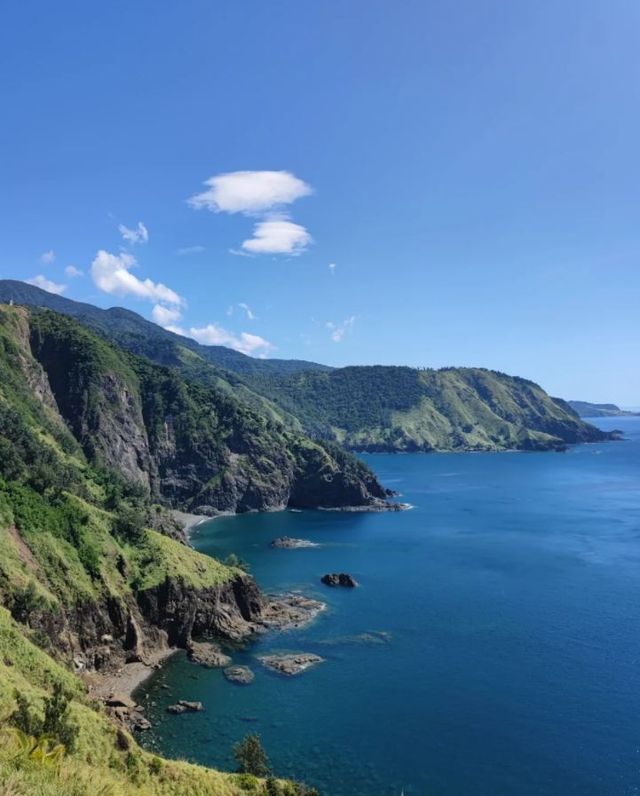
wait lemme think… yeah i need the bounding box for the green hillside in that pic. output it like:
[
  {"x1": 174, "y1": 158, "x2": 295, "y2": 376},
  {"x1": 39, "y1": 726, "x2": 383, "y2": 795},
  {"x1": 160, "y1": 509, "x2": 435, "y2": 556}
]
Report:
[
  {"x1": 0, "y1": 280, "x2": 611, "y2": 453},
  {"x1": 0, "y1": 303, "x2": 383, "y2": 794},
  {"x1": 252, "y1": 366, "x2": 611, "y2": 452}
]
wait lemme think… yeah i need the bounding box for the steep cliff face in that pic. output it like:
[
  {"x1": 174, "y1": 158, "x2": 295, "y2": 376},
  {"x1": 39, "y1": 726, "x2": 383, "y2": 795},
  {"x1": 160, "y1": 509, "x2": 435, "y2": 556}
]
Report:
[
  {"x1": 0, "y1": 302, "x2": 388, "y2": 684},
  {"x1": 25, "y1": 309, "x2": 387, "y2": 511}
]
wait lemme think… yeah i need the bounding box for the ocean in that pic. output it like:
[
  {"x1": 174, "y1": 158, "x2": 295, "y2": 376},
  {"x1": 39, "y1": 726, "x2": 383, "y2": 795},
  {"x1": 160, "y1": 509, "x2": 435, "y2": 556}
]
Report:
[{"x1": 137, "y1": 417, "x2": 640, "y2": 795}]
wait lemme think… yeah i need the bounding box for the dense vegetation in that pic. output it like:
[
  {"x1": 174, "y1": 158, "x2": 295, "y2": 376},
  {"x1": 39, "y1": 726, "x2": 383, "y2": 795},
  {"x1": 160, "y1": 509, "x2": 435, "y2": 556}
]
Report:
[
  {"x1": 0, "y1": 280, "x2": 610, "y2": 453},
  {"x1": 249, "y1": 366, "x2": 611, "y2": 451},
  {"x1": 0, "y1": 304, "x2": 349, "y2": 793}
]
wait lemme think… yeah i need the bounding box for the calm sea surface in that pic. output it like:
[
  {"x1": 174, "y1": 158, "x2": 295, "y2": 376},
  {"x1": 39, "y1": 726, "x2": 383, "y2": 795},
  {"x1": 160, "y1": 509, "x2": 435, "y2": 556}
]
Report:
[{"x1": 137, "y1": 417, "x2": 640, "y2": 795}]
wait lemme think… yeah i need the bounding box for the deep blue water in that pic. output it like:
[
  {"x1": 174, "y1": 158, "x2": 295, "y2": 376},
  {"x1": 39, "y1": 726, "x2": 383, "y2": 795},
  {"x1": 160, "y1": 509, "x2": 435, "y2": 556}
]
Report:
[{"x1": 137, "y1": 418, "x2": 640, "y2": 795}]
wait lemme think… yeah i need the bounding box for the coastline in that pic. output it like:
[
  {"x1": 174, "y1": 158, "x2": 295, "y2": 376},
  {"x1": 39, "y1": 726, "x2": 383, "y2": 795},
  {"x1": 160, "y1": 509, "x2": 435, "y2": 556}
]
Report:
[
  {"x1": 84, "y1": 647, "x2": 180, "y2": 703},
  {"x1": 171, "y1": 510, "x2": 215, "y2": 534}
]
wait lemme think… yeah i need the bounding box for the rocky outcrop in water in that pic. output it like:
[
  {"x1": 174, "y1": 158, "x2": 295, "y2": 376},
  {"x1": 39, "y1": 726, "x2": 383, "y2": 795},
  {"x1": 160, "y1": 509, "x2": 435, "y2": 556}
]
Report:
[
  {"x1": 270, "y1": 536, "x2": 318, "y2": 549},
  {"x1": 224, "y1": 665, "x2": 255, "y2": 684},
  {"x1": 321, "y1": 573, "x2": 358, "y2": 587},
  {"x1": 259, "y1": 653, "x2": 324, "y2": 676}
]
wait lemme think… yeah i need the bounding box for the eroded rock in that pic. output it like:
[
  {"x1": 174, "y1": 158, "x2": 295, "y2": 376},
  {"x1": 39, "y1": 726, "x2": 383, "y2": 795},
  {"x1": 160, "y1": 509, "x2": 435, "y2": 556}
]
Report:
[
  {"x1": 259, "y1": 653, "x2": 324, "y2": 676},
  {"x1": 321, "y1": 573, "x2": 358, "y2": 588},
  {"x1": 187, "y1": 641, "x2": 232, "y2": 668},
  {"x1": 224, "y1": 665, "x2": 255, "y2": 685}
]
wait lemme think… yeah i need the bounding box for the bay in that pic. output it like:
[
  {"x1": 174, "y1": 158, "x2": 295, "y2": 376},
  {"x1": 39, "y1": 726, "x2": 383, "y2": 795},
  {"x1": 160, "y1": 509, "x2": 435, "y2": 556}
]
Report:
[{"x1": 138, "y1": 417, "x2": 640, "y2": 795}]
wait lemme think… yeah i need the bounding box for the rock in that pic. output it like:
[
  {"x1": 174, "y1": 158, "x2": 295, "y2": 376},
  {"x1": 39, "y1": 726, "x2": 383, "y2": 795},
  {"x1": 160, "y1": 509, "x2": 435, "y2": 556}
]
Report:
[
  {"x1": 259, "y1": 593, "x2": 325, "y2": 630},
  {"x1": 224, "y1": 665, "x2": 255, "y2": 685},
  {"x1": 259, "y1": 653, "x2": 324, "y2": 676},
  {"x1": 321, "y1": 573, "x2": 358, "y2": 588},
  {"x1": 116, "y1": 728, "x2": 131, "y2": 750},
  {"x1": 72, "y1": 655, "x2": 86, "y2": 672},
  {"x1": 130, "y1": 712, "x2": 152, "y2": 730},
  {"x1": 167, "y1": 700, "x2": 203, "y2": 714},
  {"x1": 270, "y1": 536, "x2": 318, "y2": 549},
  {"x1": 106, "y1": 693, "x2": 136, "y2": 709},
  {"x1": 187, "y1": 641, "x2": 232, "y2": 668},
  {"x1": 101, "y1": 633, "x2": 114, "y2": 644},
  {"x1": 178, "y1": 700, "x2": 204, "y2": 712}
]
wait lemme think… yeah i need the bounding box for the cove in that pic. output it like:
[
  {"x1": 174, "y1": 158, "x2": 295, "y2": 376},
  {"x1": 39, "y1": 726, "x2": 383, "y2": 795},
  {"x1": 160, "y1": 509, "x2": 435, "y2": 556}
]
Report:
[{"x1": 137, "y1": 417, "x2": 640, "y2": 795}]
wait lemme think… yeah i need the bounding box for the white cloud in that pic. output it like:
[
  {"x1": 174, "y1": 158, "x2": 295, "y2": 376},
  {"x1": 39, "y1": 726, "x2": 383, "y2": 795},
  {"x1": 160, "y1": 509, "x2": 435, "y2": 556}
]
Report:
[
  {"x1": 328, "y1": 262, "x2": 337, "y2": 274},
  {"x1": 152, "y1": 304, "x2": 182, "y2": 326},
  {"x1": 64, "y1": 265, "x2": 83, "y2": 278},
  {"x1": 91, "y1": 250, "x2": 183, "y2": 306},
  {"x1": 118, "y1": 221, "x2": 149, "y2": 245},
  {"x1": 228, "y1": 302, "x2": 257, "y2": 320},
  {"x1": 189, "y1": 323, "x2": 274, "y2": 356},
  {"x1": 241, "y1": 218, "x2": 312, "y2": 255},
  {"x1": 327, "y1": 316, "x2": 356, "y2": 342},
  {"x1": 27, "y1": 275, "x2": 66, "y2": 295},
  {"x1": 40, "y1": 250, "x2": 55, "y2": 265},
  {"x1": 176, "y1": 245, "x2": 205, "y2": 256},
  {"x1": 188, "y1": 170, "x2": 311, "y2": 215}
]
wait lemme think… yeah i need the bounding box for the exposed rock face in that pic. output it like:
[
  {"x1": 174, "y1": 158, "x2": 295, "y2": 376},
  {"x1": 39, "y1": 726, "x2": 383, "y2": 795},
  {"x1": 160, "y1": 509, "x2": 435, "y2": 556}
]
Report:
[
  {"x1": 23, "y1": 309, "x2": 387, "y2": 513},
  {"x1": 136, "y1": 573, "x2": 264, "y2": 646},
  {"x1": 321, "y1": 573, "x2": 358, "y2": 588},
  {"x1": 259, "y1": 653, "x2": 324, "y2": 676},
  {"x1": 187, "y1": 641, "x2": 232, "y2": 668}
]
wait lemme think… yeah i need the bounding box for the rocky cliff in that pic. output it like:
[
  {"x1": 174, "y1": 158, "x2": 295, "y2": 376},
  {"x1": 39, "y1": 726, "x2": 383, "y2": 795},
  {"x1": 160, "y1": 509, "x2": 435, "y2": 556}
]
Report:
[{"x1": 25, "y1": 308, "x2": 387, "y2": 512}]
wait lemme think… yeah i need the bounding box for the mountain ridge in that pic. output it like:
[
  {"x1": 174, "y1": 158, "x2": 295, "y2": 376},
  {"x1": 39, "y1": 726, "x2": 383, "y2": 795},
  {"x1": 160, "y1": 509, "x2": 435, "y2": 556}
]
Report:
[{"x1": 0, "y1": 280, "x2": 614, "y2": 453}]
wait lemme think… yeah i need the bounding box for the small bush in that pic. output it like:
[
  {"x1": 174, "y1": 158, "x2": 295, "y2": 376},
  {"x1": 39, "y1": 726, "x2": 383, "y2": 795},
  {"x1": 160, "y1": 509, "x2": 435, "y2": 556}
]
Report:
[{"x1": 234, "y1": 733, "x2": 271, "y2": 778}]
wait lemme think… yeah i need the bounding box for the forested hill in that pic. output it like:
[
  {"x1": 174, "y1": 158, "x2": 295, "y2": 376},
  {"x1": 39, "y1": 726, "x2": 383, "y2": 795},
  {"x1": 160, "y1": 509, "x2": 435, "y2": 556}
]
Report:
[
  {"x1": 0, "y1": 280, "x2": 329, "y2": 378},
  {"x1": 253, "y1": 366, "x2": 613, "y2": 452},
  {"x1": 0, "y1": 280, "x2": 612, "y2": 453},
  {"x1": 569, "y1": 400, "x2": 639, "y2": 418},
  {"x1": 0, "y1": 302, "x2": 327, "y2": 794}
]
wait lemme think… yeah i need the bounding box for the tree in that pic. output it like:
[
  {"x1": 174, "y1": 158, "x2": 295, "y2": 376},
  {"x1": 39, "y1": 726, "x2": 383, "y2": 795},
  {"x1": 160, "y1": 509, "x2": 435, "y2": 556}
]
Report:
[
  {"x1": 42, "y1": 681, "x2": 78, "y2": 752},
  {"x1": 233, "y1": 733, "x2": 271, "y2": 777},
  {"x1": 112, "y1": 504, "x2": 147, "y2": 545}
]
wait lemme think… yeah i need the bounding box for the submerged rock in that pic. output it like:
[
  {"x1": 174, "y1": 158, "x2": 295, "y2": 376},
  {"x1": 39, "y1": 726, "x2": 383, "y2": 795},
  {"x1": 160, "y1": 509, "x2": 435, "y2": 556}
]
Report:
[
  {"x1": 224, "y1": 665, "x2": 255, "y2": 685},
  {"x1": 187, "y1": 641, "x2": 232, "y2": 668},
  {"x1": 259, "y1": 653, "x2": 324, "y2": 676},
  {"x1": 321, "y1": 573, "x2": 358, "y2": 588}
]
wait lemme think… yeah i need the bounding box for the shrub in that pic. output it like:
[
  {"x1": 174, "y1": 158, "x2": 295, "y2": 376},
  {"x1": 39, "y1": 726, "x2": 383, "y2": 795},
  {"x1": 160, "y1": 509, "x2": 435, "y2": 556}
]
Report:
[
  {"x1": 112, "y1": 505, "x2": 147, "y2": 546},
  {"x1": 234, "y1": 733, "x2": 271, "y2": 778}
]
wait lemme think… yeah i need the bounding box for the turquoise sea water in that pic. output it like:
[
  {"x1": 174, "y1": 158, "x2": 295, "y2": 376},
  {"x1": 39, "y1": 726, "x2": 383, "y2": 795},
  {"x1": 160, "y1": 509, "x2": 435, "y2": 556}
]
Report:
[{"x1": 137, "y1": 418, "x2": 640, "y2": 795}]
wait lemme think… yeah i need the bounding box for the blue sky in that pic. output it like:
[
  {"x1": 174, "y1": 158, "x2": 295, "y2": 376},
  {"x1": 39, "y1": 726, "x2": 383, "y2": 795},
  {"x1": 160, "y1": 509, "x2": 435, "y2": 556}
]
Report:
[{"x1": 1, "y1": 1, "x2": 639, "y2": 404}]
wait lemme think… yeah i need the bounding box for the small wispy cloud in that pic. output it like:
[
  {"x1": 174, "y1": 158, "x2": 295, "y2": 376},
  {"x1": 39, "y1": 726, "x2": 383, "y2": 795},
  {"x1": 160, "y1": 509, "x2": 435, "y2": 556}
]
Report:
[
  {"x1": 27, "y1": 275, "x2": 66, "y2": 295},
  {"x1": 241, "y1": 218, "x2": 312, "y2": 255},
  {"x1": 328, "y1": 262, "x2": 336, "y2": 274},
  {"x1": 119, "y1": 221, "x2": 149, "y2": 245},
  {"x1": 91, "y1": 250, "x2": 183, "y2": 307},
  {"x1": 327, "y1": 316, "x2": 356, "y2": 343},
  {"x1": 40, "y1": 250, "x2": 55, "y2": 265},
  {"x1": 188, "y1": 170, "x2": 311, "y2": 215},
  {"x1": 64, "y1": 265, "x2": 83, "y2": 278},
  {"x1": 176, "y1": 245, "x2": 205, "y2": 256},
  {"x1": 188, "y1": 323, "x2": 274, "y2": 356},
  {"x1": 227, "y1": 303, "x2": 256, "y2": 320}
]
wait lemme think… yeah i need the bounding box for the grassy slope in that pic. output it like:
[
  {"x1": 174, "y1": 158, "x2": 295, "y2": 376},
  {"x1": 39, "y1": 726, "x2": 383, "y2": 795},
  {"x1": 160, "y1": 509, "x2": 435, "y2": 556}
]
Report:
[
  {"x1": 0, "y1": 608, "x2": 281, "y2": 796},
  {"x1": 249, "y1": 365, "x2": 604, "y2": 451},
  {"x1": 0, "y1": 306, "x2": 301, "y2": 793}
]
